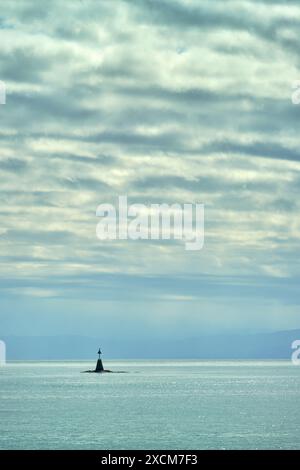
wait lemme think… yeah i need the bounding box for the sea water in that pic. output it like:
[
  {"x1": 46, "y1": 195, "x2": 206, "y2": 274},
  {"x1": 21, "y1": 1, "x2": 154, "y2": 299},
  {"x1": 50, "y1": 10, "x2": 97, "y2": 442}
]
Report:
[{"x1": 0, "y1": 360, "x2": 299, "y2": 449}]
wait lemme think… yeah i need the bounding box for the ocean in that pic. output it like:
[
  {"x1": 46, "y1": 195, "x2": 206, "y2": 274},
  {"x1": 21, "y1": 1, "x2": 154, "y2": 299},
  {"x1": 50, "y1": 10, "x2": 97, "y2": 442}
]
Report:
[{"x1": 0, "y1": 360, "x2": 299, "y2": 450}]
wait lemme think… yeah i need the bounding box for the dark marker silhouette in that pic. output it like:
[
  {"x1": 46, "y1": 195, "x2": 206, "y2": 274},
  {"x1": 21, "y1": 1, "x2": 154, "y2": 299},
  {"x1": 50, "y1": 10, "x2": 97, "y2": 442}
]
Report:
[{"x1": 82, "y1": 347, "x2": 126, "y2": 374}]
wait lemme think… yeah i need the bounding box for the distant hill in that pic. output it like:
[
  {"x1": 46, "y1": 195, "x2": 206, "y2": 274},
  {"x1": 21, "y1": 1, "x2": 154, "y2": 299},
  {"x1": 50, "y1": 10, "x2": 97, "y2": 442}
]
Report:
[{"x1": 2, "y1": 329, "x2": 300, "y2": 360}]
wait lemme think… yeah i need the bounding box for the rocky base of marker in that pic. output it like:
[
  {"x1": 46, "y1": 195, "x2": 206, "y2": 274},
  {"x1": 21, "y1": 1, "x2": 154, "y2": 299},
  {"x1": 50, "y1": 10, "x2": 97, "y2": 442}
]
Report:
[{"x1": 82, "y1": 359, "x2": 126, "y2": 374}]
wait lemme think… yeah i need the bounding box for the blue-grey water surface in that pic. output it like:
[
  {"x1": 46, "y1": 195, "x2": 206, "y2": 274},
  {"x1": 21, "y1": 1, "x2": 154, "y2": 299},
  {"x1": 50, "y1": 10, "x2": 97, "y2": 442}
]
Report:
[{"x1": 0, "y1": 360, "x2": 299, "y2": 449}]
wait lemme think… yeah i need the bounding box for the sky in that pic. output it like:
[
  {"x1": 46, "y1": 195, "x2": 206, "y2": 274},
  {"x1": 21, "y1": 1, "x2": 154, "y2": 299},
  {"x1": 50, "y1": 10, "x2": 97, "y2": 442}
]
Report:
[{"x1": 0, "y1": 0, "x2": 300, "y2": 343}]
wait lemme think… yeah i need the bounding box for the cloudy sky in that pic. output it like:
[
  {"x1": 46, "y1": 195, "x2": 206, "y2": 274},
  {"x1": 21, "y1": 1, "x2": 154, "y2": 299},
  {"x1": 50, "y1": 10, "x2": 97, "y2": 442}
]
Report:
[{"x1": 0, "y1": 0, "x2": 300, "y2": 341}]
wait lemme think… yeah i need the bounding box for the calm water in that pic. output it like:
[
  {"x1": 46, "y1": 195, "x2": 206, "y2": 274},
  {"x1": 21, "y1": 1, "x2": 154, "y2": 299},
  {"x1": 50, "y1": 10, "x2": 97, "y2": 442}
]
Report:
[{"x1": 0, "y1": 360, "x2": 299, "y2": 449}]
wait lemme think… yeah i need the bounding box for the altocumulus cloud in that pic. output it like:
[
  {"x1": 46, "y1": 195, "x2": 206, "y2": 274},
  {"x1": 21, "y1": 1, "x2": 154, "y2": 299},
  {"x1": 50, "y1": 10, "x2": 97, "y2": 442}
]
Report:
[{"x1": 0, "y1": 0, "x2": 300, "y2": 336}]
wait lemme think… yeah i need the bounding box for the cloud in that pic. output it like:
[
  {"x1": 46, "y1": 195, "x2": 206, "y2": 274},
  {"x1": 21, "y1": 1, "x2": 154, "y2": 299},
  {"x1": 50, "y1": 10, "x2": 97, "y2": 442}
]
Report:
[
  {"x1": 0, "y1": 157, "x2": 28, "y2": 172},
  {"x1": 0, "y1": 0, "x2": 299, "y2": 334}
]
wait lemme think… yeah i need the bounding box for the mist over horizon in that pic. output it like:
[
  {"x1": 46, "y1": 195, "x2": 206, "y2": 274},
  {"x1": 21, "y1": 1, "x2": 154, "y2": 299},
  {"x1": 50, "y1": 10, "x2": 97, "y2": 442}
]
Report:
[{"x1": 3, "y1": 329, "x2": 299, "y2": 360}]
